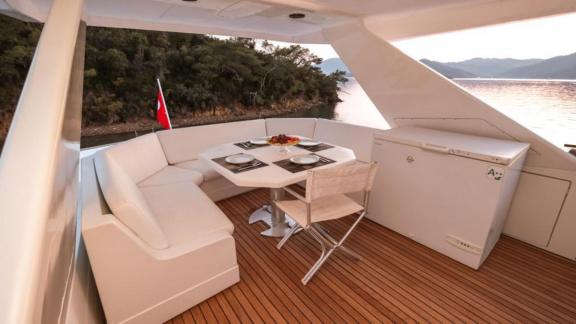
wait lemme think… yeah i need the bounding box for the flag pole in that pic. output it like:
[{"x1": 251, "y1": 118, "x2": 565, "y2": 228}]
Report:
[{"x1": 156, "y1": 78, "x2": 173, "y2": 129}]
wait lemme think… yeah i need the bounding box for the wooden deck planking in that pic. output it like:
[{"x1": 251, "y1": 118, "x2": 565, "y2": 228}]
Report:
[{"x1": 168, "y1": 189, "x2": 576, "y2": 323}]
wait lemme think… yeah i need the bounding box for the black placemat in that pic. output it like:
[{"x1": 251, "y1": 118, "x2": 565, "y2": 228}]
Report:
[
  {"x1": 234, "y1": 141, "x2": 270, "y2": 150},
  {"x1": 212, "y1": 155, "x2": 269, "y2": 173},
  {"x1": 296, "y1": 143, "x2": 334, "y2": 152},
  {"x1": 273, "y1": 154, "x2": 336, "y2": 173}
]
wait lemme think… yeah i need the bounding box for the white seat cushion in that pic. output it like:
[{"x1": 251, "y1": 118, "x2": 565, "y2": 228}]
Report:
[
  {"x1": 276, "y1": 194, "x2": 364, "y2": 228},
  {"x1": 156, "y1": 119, "x2": 266, "y2": 164},
  {"x1": 266, "y1": 118, "x2": 317, "y2": 138},
  {"x1": 175, "y1": 159, "x2": 221, "y2": 182},
  {"x1": 102, "y1": 133, "x2": 168, "y2": 183},
  {"x1": 140, "y1": 182, "x2": 234, "y2": 246},
  {"x1": 314, "y1": 119, "x2": 384, "y2": 162},
  {"x1": 94, "y1": 151, "x2": 170, "y2": 249},
  {"x1": 138, "y1": 165, "x2": 203, "y2": 188}
]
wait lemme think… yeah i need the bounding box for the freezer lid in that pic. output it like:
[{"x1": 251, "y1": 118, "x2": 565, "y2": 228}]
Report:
[{"x1": 374, "y1": 127, "x2": 530, "y2": 165}]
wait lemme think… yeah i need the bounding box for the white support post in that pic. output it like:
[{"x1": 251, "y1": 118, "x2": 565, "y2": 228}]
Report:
[{"x1": 0, "y1": 0, "x2": 85, "y2": 323}]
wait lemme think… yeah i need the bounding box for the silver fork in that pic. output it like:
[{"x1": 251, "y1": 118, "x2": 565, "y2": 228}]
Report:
[{"x1": 236, "y1": 161, "x2": 262, "y2": 172}]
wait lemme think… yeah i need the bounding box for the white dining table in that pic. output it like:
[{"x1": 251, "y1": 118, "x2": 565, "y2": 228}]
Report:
[{"x1": 199, "y1": 138, "x2": 356, "y2": 237}]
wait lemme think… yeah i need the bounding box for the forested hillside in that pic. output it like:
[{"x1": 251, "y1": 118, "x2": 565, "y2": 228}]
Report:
[
  {"x1": 83, "y1": 29, "x2": 346, "y2": 128},
  {"x1": 0, "y1": 15, "x2": 40, "y2": 144},
  {"x1": 0, "y1": 15, "x2": 346, "y2": 146}
]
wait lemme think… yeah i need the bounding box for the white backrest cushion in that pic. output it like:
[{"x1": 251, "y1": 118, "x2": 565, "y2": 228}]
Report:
[
  {"x1": 103, "y1": 133, "x2": 168, "y2": 183},
  {"x1": 266, "y1": 118, "x2": 317, "y2": 138},
  {"x1": 157, "y1": 119, "x2": 266, "y2": 164},
  {"x1": 94, "y1": 150, "x2": 169, "y2": 249},
  {"x1": 314, "y1": 119, "x2": 385, "y2": 162}
]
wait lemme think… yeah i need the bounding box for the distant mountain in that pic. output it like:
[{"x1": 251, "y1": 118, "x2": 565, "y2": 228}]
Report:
[
  {"x1": 319, "y1": 57, "x2": 476, "y2": 79},
  {"x1": 320, "y1": 52, "x2": 576, "y2": 80},
  {"x1": 443, "y1": 58, "x2": 543, "y2": 77},
  {"x1": 497, "y1": 52, "x2": 576, "y2": 79},
  {"x1": 420, "y1": 59, "x2": 476, "y2": 78},
  {"x1": 317, "y1": 58, "x2": 352, "y2": 76}
]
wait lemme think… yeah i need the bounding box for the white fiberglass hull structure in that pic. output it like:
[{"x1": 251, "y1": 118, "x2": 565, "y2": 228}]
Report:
[{"x1": 0, "y1": 0, "x2": 575, "y2": 323}]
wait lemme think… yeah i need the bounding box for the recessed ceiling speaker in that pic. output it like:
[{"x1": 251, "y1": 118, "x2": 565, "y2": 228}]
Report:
[{"x1": 289, "y1": 13, "x2": 306, "y2": 19}]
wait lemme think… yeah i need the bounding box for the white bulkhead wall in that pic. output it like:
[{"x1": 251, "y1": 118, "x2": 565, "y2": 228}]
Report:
[{"x1": 323, "y1": 21, "x2": 576, "y2": 261}]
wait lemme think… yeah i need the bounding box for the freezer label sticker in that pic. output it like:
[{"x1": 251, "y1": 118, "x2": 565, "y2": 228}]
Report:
[{"x1": 487, "y1": 167, "x2": 504, "y2": 181}]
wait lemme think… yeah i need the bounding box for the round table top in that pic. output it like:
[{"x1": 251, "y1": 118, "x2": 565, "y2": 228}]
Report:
[{"x1": 199, "y1": 139, "x2": 356, "y2": 188}]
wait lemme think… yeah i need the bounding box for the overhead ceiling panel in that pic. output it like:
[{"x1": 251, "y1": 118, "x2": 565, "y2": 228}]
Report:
[
  {"x1": 85, "y1": 0, "x2": 170, "y2": 22},
  {"x1": 4, "y1": 0, "x2": 576, "y2": 42},
  {"x1": 217, "y1": 1, "x2": 273, "y2": 19}
]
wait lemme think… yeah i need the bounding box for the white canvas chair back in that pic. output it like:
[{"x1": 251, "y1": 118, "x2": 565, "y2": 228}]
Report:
[
  {"x1": 305, "y1": 162, "x2": 378, "y2": 203},
  {"x1": 276, "y1": 161, "x2": 379, "y2": 284}
]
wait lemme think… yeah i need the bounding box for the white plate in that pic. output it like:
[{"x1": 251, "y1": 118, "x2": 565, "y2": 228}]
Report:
[
  {"x1": 225, "y1": 154, "x2": 255, "y2": 165},
  {"x1": 250, "y1": 138, "x2": 269, "y2": 145},
  {"x1": 299, "y1": 140, "x2": 321, "y2": 147},
  {"x1": 290, "y1": 154, "x2": 320, "y2": 165}
]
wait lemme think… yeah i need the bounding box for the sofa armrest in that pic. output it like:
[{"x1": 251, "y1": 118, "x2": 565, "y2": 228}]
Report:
[{"x1": 82, "y1": 214, "x2": 238, "y2": 323}]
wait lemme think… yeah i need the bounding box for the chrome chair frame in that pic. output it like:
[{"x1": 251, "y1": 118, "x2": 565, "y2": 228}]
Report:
[{"x1": 276, "y1": 163, "x2": 376, "y2": 285}]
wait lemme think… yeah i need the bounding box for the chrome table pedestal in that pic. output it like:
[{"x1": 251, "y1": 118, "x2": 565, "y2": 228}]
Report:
[{"x1": 249, "y1": 188, "x2": 296, "y2": 237}]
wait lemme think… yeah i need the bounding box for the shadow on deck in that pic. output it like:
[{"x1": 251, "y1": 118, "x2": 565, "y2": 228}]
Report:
[{"x1": 168, "y1": 189, "x2": 576, "y2": 323}]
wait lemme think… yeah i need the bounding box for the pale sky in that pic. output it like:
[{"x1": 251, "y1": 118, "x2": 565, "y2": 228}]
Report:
[{"x1": 288, "y1": 12, "x2": 576, "y2": 63}]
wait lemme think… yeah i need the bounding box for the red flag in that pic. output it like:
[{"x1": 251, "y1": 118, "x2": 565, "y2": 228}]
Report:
[{"x1": 156, "y1": 79, "x2": 172, "y2": 130}]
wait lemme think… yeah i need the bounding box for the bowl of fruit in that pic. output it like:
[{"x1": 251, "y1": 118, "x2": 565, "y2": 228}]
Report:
[{"x1": 267, "y1": 134, "x2": 300, "y2": 153}]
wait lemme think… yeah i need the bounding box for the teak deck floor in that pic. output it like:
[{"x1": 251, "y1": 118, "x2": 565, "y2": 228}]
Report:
[{"x1": 167, "y1": 189, "x2": 576, "y2": 323}]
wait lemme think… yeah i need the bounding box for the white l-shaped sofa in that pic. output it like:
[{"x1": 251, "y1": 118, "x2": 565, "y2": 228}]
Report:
[{"x1": 81, "y1": 118, "x2": 383, "y2": 324}]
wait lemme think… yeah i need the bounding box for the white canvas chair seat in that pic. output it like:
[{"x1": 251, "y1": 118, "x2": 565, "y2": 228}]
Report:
[
  {"x1": 276, "y1": 161, "x2": 378, "y2": 285},
  {"x1": 275, "y1": 194, "x2": 363, "y2": 227}
]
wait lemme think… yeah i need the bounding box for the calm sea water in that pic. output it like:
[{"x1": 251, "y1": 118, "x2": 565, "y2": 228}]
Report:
[
  {"x1": 77, "y1": 78, "x2": 576, "y2": 149},
  {"x1": 334, "y1": 78, "x2": 576, "y2": 148}
]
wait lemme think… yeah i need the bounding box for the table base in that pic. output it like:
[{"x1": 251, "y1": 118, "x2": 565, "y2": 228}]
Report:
[{"x1": 249, "y1": 205, "x2": 297, "y2": 237}]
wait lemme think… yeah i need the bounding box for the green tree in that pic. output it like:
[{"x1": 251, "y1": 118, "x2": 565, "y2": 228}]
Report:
[
  {"x1": 0, "y1": 17, "x2": 346, "y2": 138},
  {"x1": 0, "y1": 15, "x2": 41, "y2": 143}
]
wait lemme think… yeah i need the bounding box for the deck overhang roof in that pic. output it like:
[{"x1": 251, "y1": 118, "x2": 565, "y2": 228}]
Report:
[{"x1": 3, "y1": 0, "x2": 576, "y2": 42}]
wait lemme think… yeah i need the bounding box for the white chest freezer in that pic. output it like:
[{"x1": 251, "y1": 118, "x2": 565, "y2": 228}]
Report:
[{"x1": 368, "y1": 127, "x2": 529, "y2": 269}]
